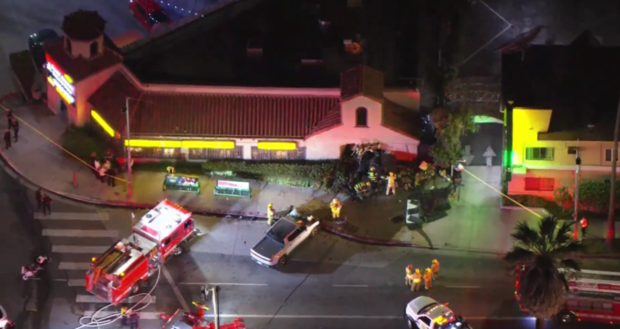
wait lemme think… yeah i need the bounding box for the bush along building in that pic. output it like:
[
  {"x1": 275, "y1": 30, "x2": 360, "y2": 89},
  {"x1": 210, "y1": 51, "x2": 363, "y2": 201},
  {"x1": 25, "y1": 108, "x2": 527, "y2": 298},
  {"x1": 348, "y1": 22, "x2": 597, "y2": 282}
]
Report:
[
  {"x1": 501, "y1": 30, "x2": 620, "y2": 208},
  {"x1": 44, "y1": 10, "x2": 421, "y2": 164}
]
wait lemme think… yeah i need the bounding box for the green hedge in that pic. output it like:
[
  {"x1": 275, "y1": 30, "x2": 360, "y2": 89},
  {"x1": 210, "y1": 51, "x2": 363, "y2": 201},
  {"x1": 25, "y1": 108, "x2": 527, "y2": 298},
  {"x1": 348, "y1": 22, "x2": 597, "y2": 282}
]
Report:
[
  {"x1": 62, "y1": 123, "x2": 111, "y2": 161},
  {"x1": 502, "y1": 194, "x2": 609, "y2": 219},
  {"x1": 202, "y1": 160, "x2": 341, "y2": 189}
]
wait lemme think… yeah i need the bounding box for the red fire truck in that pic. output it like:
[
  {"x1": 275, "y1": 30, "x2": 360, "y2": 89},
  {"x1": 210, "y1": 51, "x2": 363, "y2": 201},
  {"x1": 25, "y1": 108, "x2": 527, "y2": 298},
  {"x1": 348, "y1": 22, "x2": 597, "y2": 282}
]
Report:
[
  {"x1": 86, "y1": 200, "x2": 201, "y2": 305},
  {"x1": 516, "y1": 266, "x2": 620, "y2": 324},
  {"x1": 161, "y1": 303, "x2": 246, "y2": 329}
]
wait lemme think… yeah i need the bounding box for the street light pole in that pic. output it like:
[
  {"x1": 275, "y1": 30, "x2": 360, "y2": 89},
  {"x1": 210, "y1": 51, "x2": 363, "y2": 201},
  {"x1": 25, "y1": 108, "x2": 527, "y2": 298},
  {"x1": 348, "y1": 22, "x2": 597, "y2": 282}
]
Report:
[
  {"x1": 574, "y1": 141, "x2": 581, "y2": 241},
  {"x1": 124, "y1": 97, "x2": 132, "y2": 198}
]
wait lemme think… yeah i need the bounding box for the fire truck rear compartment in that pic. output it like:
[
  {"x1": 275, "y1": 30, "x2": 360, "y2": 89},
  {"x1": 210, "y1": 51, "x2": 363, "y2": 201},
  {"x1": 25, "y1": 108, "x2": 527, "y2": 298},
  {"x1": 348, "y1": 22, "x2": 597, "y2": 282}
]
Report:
[{"x1": 99, "y1": 248, "x2": 132, "y2": 274}]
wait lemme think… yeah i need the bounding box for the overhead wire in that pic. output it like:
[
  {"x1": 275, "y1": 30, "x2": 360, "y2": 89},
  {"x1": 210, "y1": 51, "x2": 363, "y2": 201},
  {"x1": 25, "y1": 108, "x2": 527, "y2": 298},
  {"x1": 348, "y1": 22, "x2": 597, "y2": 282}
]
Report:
[
  {"x1": 0, "y1": 103, "x2": 129, "y2": 184},
  {"x1": 461, "y1": 167, "x2": 543, "y2": 219}
]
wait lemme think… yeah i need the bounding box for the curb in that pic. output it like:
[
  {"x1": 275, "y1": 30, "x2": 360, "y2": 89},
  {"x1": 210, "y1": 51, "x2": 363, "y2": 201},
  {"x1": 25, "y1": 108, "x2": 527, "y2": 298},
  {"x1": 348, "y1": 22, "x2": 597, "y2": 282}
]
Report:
[{"x1": 320, "y1": 224, "x2": 429, "y2": 248}]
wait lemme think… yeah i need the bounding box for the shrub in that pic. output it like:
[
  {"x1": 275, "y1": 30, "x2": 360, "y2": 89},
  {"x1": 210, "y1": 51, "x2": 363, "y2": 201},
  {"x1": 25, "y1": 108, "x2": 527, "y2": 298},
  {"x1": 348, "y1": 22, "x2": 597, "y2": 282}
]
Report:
[
  {"x1": 579, "y1": 180, "x2": 609, "y2": 212},
  {"x1": 201, "y1": 160, "x2": 342, "y2": 189},
  {"x1": 553, "y1": 186, "x2": 573, "y2": 209},
  {"x1": 62, "y1": 123, "x2": 112, "y2": 161}
]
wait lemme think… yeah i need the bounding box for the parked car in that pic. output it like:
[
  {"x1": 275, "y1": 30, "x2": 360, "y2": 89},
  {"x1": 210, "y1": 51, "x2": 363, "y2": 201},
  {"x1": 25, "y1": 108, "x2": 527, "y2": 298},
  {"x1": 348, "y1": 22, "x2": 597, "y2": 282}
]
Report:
[
  {"x1": 404, "y1": 296, "x2": 471, "y2": 329},
  {"x1": 129, "y1": 0, "x2": 171, "y2": 32},
  {"x1": 250, "y1": 216, "x2": 320, "y2": 267},
  {"x1": 28, "y1": 29, "x2": 60, "y2": 72}
]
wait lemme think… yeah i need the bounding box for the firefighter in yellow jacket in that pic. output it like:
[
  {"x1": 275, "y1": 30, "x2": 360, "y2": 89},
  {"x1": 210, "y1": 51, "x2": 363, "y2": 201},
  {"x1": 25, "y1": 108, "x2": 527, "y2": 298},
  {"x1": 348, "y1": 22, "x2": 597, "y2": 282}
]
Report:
[
  {"x1": 411, "y1": 268, "x2": 422, "y2": 291},
  {"x1": 330, "y1": 198, "x2": 342, "y2": 219},
  {"x1": 424, "y1": 268, "x2": 433, "y2": 290},
  {"x1": 386, "y1": 172, "x2": 397, "y2": 195},
  {"x1": 432, "y1": 259, "x2": 440, "y2": 280},
  {"x1": 267, "y1": 203, "x2": 275, "y2": 225}
]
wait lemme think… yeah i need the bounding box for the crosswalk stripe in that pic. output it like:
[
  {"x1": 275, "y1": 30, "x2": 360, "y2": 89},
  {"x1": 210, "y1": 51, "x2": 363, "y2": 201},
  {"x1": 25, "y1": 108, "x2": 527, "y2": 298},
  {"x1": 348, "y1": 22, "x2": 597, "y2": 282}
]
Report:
[
  {"x1": 34, "y1": 212, "x2": 109, "y2": 220},
  {"x1": 42, "y1": 229, "x2": 118, "y2": 238},
  {"x1": 59, "y1": 262, "x2": 91, "y2": 270},
  {"x1": 83, "y1": 311, "x2": 160, "y2": 320},
  {"x1": 77, "y1": 295, "x2": 156, "y2": 304},
  {"x1": 52, "y1": 245, "x2": 109, "y2": 254},
  {"x1": 68, "y1": 279, "x2": 85, "y2": 287}
]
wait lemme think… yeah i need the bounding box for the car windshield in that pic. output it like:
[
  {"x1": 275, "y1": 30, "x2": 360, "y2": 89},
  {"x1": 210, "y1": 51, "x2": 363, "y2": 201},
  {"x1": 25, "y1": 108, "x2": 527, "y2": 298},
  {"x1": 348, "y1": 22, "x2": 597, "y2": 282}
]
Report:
[
  {"x1": 150, "y1": 10, "x2": 169, "y2": 23},
  {"x1": 35, "y1": 29, "x2": 59, "y2": 43}
]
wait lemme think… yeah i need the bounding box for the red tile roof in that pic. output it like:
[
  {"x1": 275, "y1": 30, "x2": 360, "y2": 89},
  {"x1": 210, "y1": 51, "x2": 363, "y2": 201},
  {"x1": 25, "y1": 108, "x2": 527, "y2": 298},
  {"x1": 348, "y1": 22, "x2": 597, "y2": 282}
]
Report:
[
  {"x1": 89, "y1": 72, "x2": 342, "y2": 139},
  {"x1": 62, "y1": 10, "x2": 106, "y2": 41},
  {"x1": 132, "y1": 92, "x2": 342, "y2": 138},
  {"x1": 44, "y1": 38, "x2": 122, "y2": 82},
  {"x1": 381, "y1": 100, "x2": 421, "y2": 139},
  {"x1": 88, "y1": 71, "x2": 142, "y2": 129}
]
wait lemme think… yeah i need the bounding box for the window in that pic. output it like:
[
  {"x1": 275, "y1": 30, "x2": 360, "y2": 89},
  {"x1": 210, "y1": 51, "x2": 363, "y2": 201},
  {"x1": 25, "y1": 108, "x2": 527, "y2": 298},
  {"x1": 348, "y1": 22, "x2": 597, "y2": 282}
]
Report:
[
  {"x1": 135, "y1": 4, "x2": 148, "y2": 18},
  {"x1": 605, "y1": 148, "x2": 619, "y2": 162},
  {"x1": 251, "y1": 147, "x2": 306, "y2": 160},
  {"x1": 287, "y1": 227, "x2": 305, "y2": 241},
  {"x1": 525, "y1": 147, "x2": 554, "y2": 160},
  {"x1": 172, "y1": 231, "x2": 178, "y2": 240},
  {"x1": 524, "y1": 177, "x2": 555, "y2": 191},
  {"x1": 418, "y1": 317, "x2": 431, "y2": 326},
  {"x1": 90, "y1": 41, "x2": 99, "y2": 56},
  {"x1": 355, "y1": 107, "x2": 368, "y2": 127},
  {"x1": 188, "y1": 146, "x2": 243, "y2": 160},
  {"x1": 184, "y1": 221, "x2": 192, "y2": 229},
  {"x1": 130, "y1": 147, "x2": 182, "y2": 158},
  {"x1": 162, "y1": 238, "x2": 171, "y2": 247}
]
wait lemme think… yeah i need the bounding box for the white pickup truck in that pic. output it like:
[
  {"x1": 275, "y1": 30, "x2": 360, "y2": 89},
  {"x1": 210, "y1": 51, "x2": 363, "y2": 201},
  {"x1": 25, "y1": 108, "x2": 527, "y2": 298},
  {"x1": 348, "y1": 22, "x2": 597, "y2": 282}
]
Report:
[{"x1": 250, "y1": 216, "x2": 320, "y2": 267}]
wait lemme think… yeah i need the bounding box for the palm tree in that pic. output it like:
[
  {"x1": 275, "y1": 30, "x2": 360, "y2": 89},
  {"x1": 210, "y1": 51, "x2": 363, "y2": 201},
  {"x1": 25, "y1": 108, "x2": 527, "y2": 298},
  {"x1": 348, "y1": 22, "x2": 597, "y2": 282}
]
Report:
[{"x1": 504, "y1": 216, "x2": 583, "y2": 329}]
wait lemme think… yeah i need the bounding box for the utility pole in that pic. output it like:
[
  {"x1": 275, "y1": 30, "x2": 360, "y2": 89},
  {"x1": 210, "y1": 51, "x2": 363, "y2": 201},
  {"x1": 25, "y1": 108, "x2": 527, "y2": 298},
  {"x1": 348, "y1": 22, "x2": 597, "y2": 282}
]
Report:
[
  {"x1": 574, "y1": 140, "x2": 581, "y2": 241},
  {"x1": 202, "y1": 285, "x2": 220, "y2": 329},
  {"x1": 123, "y1": 97, "x2": 133, "y2": 198}
]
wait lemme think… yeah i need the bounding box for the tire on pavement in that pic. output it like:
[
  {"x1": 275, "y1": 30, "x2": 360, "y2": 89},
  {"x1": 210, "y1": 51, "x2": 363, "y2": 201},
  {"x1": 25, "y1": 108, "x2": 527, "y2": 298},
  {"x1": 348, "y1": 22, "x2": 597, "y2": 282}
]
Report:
[{"x1": 278, "y1": 255, "x2": 288, "y2": 267}]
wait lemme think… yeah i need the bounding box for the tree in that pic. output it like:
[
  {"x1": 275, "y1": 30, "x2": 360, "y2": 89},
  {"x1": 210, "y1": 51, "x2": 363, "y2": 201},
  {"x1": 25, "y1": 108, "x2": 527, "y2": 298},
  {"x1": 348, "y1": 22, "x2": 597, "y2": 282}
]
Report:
[
  {"x1": 504, "y1": 217, "x2": 583, "y2": 329},
  {"x1": 429, "y1": 108, "x2": 477, "y2": 167},
  {"x1": 607, "y1": 97, "x2": 620, "y2": 246}
]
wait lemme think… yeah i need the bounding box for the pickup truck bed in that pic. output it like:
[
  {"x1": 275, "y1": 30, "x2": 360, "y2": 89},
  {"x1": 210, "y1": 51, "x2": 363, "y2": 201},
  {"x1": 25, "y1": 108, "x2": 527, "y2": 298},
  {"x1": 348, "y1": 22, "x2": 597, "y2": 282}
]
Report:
[{"x1": 252, "y1": 236, "x2": 284, "y2": 260}]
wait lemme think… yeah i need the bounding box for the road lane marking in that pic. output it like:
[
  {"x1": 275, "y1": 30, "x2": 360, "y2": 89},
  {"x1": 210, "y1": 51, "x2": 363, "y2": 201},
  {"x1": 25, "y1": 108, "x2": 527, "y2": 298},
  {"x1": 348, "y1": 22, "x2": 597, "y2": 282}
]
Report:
[
  {"x1": 59, "y1": 262, "x2": 91, "y2": 270},
  {"x1": 42, "y1": 229, "x2": 118, "y2": 238},
  {"x1": 77, "y1": 295, "x2": 156, "y2": 303},
  {"x1": 446, "y1": 285, "x2": 481, "y2": 289},
  {"x1": 178, "y1": 282, "x2": 268, "y2": 286},
  {"x1": 35, "y1": 212, "x2": 109, "y2": 220},
  {"x1": 163, "y1": 266, "x2": 190, "y2": 311},
  {"x1": 52, "y1": 245, "x2": 109, "y2": 254},
  {"x1": 81, "y1": 312, "x2": 529, "y2": 321},
  {"x1": 332, "y1": 284, "x2": 369, "y2": 288}
]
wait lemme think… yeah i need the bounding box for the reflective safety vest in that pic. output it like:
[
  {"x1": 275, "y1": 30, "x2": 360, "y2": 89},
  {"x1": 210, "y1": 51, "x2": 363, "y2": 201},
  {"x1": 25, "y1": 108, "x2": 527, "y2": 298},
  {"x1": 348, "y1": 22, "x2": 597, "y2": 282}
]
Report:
[
  {"x1": 355, "y1": 182, "x2": 366, "y2": 192},
  {"x1": 412, "y1": 273, "x2": 421, "y2": 283},
  {"x1": 368, "y1": 171, "x2": 378, "y2": 181},
  {"x1": 387, "y1": 175, "x2": 396, "y2": 186},
  {"x1": 580, "y1": 218, "x2": 588, "y2": 228}
]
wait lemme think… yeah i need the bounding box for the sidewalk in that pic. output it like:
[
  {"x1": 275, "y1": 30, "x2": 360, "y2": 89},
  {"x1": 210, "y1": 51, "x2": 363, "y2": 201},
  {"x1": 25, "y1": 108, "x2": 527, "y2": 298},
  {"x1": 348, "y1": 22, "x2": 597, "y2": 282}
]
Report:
[{"x1": 1, "y1": 102, "x2": 618, "y2": 256}]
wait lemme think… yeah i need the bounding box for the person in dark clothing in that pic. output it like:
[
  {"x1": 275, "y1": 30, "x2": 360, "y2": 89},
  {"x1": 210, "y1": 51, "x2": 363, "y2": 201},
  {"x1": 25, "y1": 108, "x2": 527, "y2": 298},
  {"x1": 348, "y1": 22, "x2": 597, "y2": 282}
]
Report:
[
  {"x1": 106, "y1": 167, "x2": 116, "y2": 187},
  {"x1": 7, "y1": 109, "x2": 12, "y2": 127},
  {"x1": 11, "y1": 118, "x2": 18, "y2": 142},
  {"x1": 129, "y1": 312, "x2": 140, "y2": 329},
  {"x1": 4, "y1": 129, "x2": 11, "y2": 149},
  {"x1": 35, "y1": 188, "x2": 42, "y2": 210},
  {"x1": 42, "y1": 194, "x2": 52, "y2": 215}
]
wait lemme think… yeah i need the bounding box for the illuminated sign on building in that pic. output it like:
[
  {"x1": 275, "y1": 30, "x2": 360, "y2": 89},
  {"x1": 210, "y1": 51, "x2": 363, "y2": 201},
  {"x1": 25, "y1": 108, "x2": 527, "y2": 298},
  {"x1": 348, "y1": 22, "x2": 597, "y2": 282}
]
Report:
[{"x1": 46, "y1": 59, "x2": 75, "y2": 105}]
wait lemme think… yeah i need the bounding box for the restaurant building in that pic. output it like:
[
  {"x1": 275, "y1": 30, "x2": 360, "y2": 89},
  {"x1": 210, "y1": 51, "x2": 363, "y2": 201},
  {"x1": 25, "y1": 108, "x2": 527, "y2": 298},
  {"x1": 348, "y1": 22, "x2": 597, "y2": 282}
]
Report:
[{"x1": 45, "y1": 7, "x2": 421, "y2": 162}]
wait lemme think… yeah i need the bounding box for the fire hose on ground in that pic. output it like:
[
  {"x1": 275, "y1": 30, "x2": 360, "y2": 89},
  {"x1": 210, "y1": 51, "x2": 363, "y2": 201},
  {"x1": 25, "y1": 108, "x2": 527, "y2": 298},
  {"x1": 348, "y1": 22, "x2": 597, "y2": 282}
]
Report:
[{"x1": 73, "y1": 266, "x2": 161, "y2": 329}]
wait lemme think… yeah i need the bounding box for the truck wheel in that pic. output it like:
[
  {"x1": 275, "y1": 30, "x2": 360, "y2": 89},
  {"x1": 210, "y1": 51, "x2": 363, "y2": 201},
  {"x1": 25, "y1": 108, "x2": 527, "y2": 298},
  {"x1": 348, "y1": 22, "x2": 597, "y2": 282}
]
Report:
[
  {"x1": 310, "y1": 227, "x2": 319, "y2": 237},
  {"x1": 407, "y1": 318, "x2": 418, "y2": 329},
  {"x1": 278, "y1": 255, "x2": 288, "y2": 267},
  {"x1": 172, "y1": 246, "x2": 184, "y2": 256},
  {"x1": 131, "y1": 285, "x2": 139, "y2": 294}
]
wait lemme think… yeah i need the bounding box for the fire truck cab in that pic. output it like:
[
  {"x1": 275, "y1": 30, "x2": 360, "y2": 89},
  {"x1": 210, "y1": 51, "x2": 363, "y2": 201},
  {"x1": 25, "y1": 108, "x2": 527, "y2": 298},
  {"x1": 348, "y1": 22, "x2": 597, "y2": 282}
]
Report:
[{"x1": 86, "y1": 200, "x2": 199, "y2": 305}]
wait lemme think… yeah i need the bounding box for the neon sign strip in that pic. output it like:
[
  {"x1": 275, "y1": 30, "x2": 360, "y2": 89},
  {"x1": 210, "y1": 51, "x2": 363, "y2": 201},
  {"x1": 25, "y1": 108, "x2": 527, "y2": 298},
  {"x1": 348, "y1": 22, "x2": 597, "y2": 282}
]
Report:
[
  {"x1": 47, "y1": 76, "x2": 75, "y2": 105},
  {"x1": 46, "y1": 62, "x2": 75, "y2": 102}
]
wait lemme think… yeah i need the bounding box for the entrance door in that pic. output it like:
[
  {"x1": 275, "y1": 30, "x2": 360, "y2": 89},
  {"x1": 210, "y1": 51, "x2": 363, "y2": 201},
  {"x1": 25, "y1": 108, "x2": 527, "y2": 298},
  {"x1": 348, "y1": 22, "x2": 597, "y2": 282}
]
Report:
[{"x1": 58, "y1": 100, "x2": 69, "y2": 125}]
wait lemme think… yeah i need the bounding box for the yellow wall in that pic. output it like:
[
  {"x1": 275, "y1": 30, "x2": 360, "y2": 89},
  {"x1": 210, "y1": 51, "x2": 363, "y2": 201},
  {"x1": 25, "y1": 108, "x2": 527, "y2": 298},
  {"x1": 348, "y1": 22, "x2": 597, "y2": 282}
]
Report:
[{"x1": 512, "y1": 108, "x2": 617, "y2": 168}]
